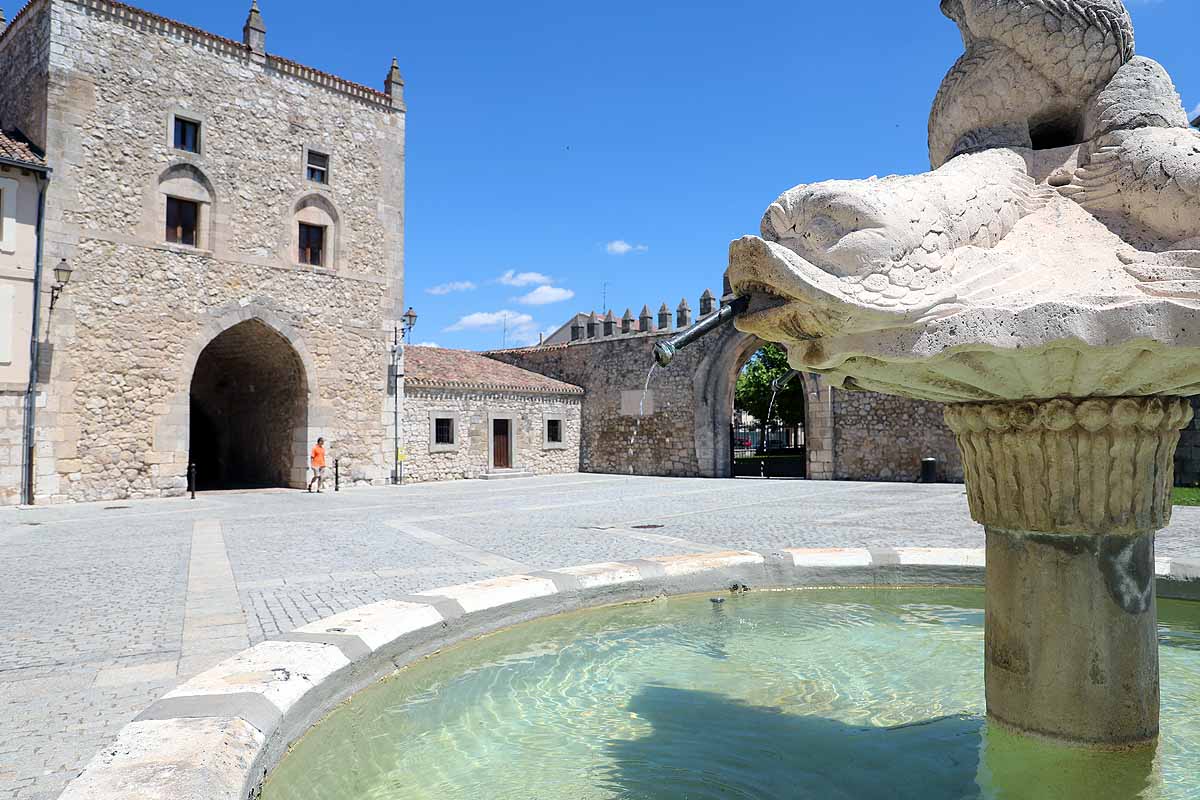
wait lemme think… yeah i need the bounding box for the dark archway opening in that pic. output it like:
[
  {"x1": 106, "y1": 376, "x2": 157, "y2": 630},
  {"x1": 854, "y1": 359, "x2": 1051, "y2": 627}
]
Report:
[
  {"x1": 189, "y1": 319, "x2": 308, "y2": 490},
  {"x1": 731, "y1": 344, "x2": 806, "y2": 479}
]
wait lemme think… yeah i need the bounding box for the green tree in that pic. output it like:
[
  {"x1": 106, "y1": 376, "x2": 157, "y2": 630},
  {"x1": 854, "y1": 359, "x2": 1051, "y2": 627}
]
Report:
[{"x1": 735, "y1": 345, "x2": 805, "y2": 448}]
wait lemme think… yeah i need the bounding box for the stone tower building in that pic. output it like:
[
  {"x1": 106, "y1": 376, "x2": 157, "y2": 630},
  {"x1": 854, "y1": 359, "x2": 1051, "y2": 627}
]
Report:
[{"x1": 0, "y1": 0, "x2": 406, "y2": 504}]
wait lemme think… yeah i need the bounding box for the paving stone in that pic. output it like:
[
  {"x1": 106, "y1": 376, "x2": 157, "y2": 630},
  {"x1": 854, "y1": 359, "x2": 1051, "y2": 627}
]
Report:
[{"x1": 1, "y1": 474, "x2": 1197, "y2": 798}]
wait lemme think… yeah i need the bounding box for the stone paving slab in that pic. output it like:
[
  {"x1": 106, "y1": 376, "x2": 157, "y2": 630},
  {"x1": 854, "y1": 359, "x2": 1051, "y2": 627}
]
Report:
[{"x1": 1, "y1": 474, "x2": 1198, "y2": 799}]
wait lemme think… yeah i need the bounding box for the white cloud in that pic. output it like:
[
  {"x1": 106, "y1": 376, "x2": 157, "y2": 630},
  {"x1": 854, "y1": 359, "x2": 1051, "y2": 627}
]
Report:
[
  {"x1": 517, "y1": 286, "x2": 575, "y2": 305},
  {"x1": 444, "y1": 309, "x2": 541, "y2": 346},
  {"x1": 426, "y1": 281, "x2": 476, "y2": 296},
  {"x1": 412, "y1": 341, "x2": 441, "y2": 348},
  {"x1": 606, "y1": 240, "x2": 648, "y2": 256},
  {"x1": 1190, "y1": 102, "x2": 1200, "y2": 120},
  {"x1": 498, "y1": 270, "x2": 553, "y2": 287}
]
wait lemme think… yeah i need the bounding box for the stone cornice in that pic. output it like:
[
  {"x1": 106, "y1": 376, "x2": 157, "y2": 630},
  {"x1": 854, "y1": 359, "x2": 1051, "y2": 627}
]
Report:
[
  {"x1": 27, "y1": 0, "x2": 400, "y2": 111},
  {"x1": 945, "y1": 397, "x2": 1194, "y2": 534}
]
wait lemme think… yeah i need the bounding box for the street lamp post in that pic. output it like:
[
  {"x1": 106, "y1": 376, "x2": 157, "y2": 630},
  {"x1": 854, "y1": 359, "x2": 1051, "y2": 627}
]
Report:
[
  {"x1": 392, "y1": 307, "x2": 417, "y2": 485},
  {"x1": 49, "y1": 258, "x2": 74, "y2": 311}
]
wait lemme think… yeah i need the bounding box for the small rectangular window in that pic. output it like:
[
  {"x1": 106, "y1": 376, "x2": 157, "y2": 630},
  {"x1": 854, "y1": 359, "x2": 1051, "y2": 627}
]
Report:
[
  {"x1": 299, "y1": 223, "x2": 325, "y2": 266},
  {"x1": 165, "y1": 197, "x2": 199, "y2": 246},
  {"x1": 547, "y1": 419, "x2": 562, "y2": 444},
  {"x1": 306, "y1": 151, "x2": 329, "y2": 184},
  {"x1": 174, "y1": 118, "x2": 201, "y2": 153},
  {"x1": 434, "y1": 417, "x2": 455, "y2": 445}
]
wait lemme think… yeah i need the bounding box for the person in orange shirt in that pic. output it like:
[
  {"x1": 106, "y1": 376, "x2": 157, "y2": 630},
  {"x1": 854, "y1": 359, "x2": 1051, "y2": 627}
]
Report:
[{"x1": 307, "y1": 437, "x2": 327, "y2": 493}]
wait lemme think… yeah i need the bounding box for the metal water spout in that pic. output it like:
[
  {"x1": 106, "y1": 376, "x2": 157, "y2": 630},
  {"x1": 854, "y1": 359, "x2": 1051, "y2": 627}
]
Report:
[
  {"x1": 654, "y1": 296, "x2": 749, "y2": 368},
  {"x1": 771, "y1": 370, "x2": 801, "y2": 394}
]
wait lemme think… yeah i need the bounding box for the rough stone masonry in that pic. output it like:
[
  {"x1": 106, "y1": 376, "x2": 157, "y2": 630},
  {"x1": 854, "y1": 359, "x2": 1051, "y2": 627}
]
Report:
[{"x1": 0, "y1": 0, "x2": 406, "y2": 503}]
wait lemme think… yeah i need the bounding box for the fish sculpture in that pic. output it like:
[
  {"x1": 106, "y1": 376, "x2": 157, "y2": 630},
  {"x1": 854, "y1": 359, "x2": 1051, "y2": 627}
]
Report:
[{"x1": 727, "y1": 0, "x2": 1200, "y2": 402}]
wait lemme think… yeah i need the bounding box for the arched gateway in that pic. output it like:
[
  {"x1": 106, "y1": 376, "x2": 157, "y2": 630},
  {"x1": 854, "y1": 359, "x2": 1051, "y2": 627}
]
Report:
[
  {"x1": 188, "y1": 319, "x2": 310, "y2": 490},
  {"x1": 687, "y1": 323, "x2": 827, "y2": 479}
]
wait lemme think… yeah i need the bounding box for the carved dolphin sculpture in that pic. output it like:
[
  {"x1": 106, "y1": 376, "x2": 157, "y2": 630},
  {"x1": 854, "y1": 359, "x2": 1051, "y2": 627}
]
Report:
[
  {"x1": 731, "y1": 0, "x2": 1200, "y2": 344},
  {"x1": 1063, "y1": 58, "x2": 1200, "y2": 248},
  {"x1": 728, "y1": 148, "x2": 1051, "y2": 340},
  {"x1": 1062, "y1": 56, "x2": 1200, "y2": 296},
  {"x1": 930, "y1": 0, "x2": 1133, "y2": 167}
]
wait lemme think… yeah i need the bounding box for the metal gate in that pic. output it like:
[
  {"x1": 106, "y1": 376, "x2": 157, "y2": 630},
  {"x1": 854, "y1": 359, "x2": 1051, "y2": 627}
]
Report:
[{"x1": 731, "y1": 423, "x2": 806, "y2": 479}]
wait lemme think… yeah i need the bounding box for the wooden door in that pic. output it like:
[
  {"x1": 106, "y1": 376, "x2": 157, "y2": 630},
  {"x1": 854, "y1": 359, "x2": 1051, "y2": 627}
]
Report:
[{"x1": 493, "y1": 419, "x2": 511, "y2": 469}]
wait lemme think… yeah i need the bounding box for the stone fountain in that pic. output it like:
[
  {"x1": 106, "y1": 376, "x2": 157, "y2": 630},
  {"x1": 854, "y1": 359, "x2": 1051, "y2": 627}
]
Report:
[{"x1": 724, "y1": 0, "x2": 1200, "y2": 748}]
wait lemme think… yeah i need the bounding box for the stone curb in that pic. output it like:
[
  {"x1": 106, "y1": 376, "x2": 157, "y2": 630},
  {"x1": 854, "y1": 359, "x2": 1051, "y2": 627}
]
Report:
[{"x1": 58, "y1": 547, "x2": 1199, "y2": 800}]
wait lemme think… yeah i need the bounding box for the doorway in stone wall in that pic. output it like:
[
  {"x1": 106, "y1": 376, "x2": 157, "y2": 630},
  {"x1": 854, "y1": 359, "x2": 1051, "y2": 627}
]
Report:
[
  {"x1": 189, "y1": 319, "x2": 309, "y2": 490},
  {"x1": 492, "y1": 419, "x2": 512, "y2": 469}
]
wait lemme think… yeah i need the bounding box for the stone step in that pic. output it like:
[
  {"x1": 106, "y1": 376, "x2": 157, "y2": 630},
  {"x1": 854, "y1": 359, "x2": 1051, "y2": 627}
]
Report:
[{"x1": 479, "y1": 470, "x2": 536, "y2": 481}]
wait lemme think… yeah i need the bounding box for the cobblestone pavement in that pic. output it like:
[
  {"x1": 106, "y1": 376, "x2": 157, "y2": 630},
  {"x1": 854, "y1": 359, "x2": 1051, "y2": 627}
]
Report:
[{"x1": 2, "y1": 474, "x2": 1198, "y2": 798}]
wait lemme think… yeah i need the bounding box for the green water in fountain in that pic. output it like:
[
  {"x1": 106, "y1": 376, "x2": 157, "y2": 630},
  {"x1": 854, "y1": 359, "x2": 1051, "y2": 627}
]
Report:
[{"x1": 262, "y1": 588, "x2": 1200, "y2": 800}]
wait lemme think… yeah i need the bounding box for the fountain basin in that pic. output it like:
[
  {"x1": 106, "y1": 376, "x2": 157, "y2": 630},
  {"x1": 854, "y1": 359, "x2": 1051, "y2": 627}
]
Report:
[
  {"x1": 263, "y1": 587, "x2": 1200, "y2": 800},
  {"x1": 58, "y1": 548, "x2": 1200, "y2": 800}
]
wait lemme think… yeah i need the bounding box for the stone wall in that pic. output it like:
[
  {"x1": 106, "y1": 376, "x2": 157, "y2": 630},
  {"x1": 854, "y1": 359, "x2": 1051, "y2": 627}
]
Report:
[
  {"x1": 832, "y1": 390, "x2": 963, "y2": 482},
  {"x1": 0, "y1": 0, "x2": 405, "y2": 504},
  {"x1": 1175, "y1": 396, "x2": 1200, "y2": 487},
  {"x1": 0, "y1": 1, "x2": 50, "y2": 141},
  {"x1": 491, "y1": 326, "x2": 961, "y2": 483},
  {"x1": 0, "y1": 388, "x2": 24, "y2": 505},
  {"x1": 488, "y1": 335, "x2": 713, "y2": 477},
  {"x1": 488, "y1": 327, "x2": 840, "y2": 479},
  {"x1": 401, "y1": 387, "x2": 581, "y2": 483}
]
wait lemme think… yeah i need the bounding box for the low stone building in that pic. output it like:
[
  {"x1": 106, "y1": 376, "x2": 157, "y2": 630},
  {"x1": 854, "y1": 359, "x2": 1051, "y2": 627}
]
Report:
[
  {"x1": 401, "y1": 347, "x2": 582, "y2": 483},
  {"x1": 0, "y1": 0, "x2": 406, "y2": 504},
  {"x1": 489, "y1": 291, "x2": 964, "y2": 483}
]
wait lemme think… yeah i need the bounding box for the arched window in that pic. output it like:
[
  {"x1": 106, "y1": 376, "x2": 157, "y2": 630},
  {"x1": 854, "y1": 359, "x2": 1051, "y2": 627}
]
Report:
[
  {"x1": 292, "y1": 193, "x2": 340, "y2": 269},
  {"x1": 157, "y1": 163, "x2": 216, "y2": 250}
]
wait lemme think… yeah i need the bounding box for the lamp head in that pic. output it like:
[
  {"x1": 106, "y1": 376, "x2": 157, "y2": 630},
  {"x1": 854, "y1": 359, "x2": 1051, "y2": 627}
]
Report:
[{"x1": 54, "y1": 258, "x2": 73, "y2": 287}]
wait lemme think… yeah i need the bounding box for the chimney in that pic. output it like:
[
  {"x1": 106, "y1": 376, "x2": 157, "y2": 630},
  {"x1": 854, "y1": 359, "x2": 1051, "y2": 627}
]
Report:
[
  {"x1": 243, "y1": 1, "x2": 266, "y2": 60},
  {"x1": 385, "y1": 58, "x2": 406, "y2": 110},
  {"x1": 658, "y1": 303, "x2": 671, "y2": 330},
  {"x1": 570, "y1": 317, "x2": 584, "y2": 342},
  {"x1": 676, "y1": 298, "x2": 692, "y2": 329},
  {"x1": 639, "y1": 305, "x2": 654, "y2": 332},
  {"x1": 722, "y1": 274, "x2": 734, "y2": 301},
  {"x1": 603, "y1": 310, "x2": 616, "y2": 337},
  {"x1": 621, "y1": 308, "x2": 635, "y2": 334},
  {"x1": 586, "y1": 311, "x2": 599, "y2": 338},
  {"x1": 699, "y1": 288, "x2": 716, "y2": 317}
]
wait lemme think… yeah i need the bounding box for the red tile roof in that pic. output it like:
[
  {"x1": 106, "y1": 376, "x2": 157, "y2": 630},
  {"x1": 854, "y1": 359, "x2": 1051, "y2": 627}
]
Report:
[
  {"x1": 0, "y1": 129, "x2": 47, "y2": 169},
  {"x1": 405, "y1": 347, "x2": 583, "y2": 395}
]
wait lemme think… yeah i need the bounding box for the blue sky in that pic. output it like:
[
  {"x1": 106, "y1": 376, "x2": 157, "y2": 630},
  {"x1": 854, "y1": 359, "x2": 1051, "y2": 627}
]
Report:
[{"x1": 149, "y1": 0, "x2": 1198, "y2": 350}]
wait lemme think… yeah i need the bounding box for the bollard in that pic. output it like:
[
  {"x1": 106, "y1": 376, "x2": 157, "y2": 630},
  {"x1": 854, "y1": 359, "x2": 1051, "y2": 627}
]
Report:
[
  {"x1": 188, "y1": 463, "x2": 196, "y2": 500},
  {"x1": 920, "y1": 457, "x2": 938, "y2": 483},
  {"x1": 335, "y1": 459, "x2": 340, "y2": 492}
]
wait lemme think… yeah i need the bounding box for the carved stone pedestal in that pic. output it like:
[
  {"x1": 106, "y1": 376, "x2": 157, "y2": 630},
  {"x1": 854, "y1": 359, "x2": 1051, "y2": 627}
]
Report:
[{"x1": 945, "y1": 397, "x2": 1193, "y2": 748}]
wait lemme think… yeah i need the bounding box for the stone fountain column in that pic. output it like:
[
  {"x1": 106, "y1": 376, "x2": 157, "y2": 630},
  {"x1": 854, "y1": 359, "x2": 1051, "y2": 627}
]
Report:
[
  {"x1": 945, "y1": 397, "x2": 1193, "y2": 747},
  {"x1": 721, "y1": 0, "x2": 1200, "y2": 752}
]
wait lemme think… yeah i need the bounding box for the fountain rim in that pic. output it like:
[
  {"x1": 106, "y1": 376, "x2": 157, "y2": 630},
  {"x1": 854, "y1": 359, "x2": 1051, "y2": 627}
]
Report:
[{"x1": 60, "y1": 547, "x2": 1200, "y2": 800}]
